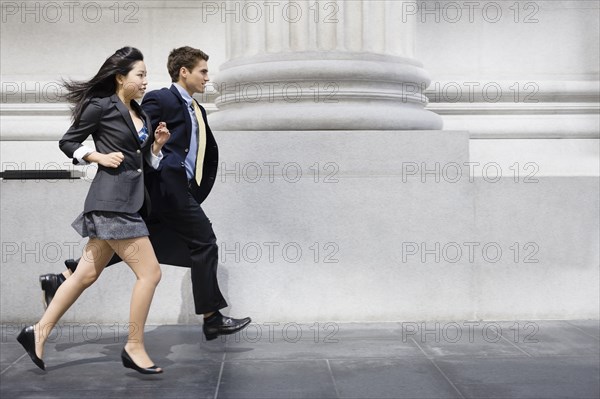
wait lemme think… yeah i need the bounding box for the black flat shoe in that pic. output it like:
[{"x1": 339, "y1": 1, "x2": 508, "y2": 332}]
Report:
[
  {"x1": 16, "y1": 326, "x2": 45, "y2": 370},
  {"x1": 203, "y1": 314, "x2": 252, "y2": 341},
  {"x1": 121, "y1": 348, "x2": 162, "y2": 375},
  {"x1": 40, "y1": 273, "x2": 66, "y2": 308}
]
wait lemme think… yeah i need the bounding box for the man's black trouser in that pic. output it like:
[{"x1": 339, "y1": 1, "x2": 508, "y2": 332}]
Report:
[{"x1": 71, "y1": 191, "x2": 228, "y2": 315}]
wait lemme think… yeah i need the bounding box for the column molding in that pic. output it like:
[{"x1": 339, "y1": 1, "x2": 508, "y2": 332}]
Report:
[{"x1": 211, "y1": 0, "x2": 442, "y2": 131}]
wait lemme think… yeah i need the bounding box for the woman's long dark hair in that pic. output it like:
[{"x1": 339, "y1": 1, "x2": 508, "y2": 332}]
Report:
[{"x1": 63, "y1": 46, "x2": 144, "y2": 124}]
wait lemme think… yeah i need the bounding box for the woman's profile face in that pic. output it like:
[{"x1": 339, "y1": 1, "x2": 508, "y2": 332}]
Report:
[{"x1": 118, "y1": 60, "x2": 147, "y2": 100}]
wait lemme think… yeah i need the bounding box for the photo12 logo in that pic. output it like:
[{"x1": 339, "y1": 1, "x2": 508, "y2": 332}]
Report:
[
  {"x1": 2, "y1": 81, "x2": 65, "y2": 103},
  {"x1": 400, "y1": 162, "x2": 540, "y2": 184},
  {"x1": 401, "y1": 321, "x2": 540, "y2": 343},
  {"x1": 1, "y1": 241, "x2": 83, "y2": 264},
  {"x1": 220, "y1": 241, "x2": 340, "y2": 264},
  {"x1": 425, "y1": 81, "x2": 540, "y2": 103},
  {"x1": 213, "y1": 81, "x2": 340, "y2": 104},
  {"x1": 220, "y1": 161, "x2": 340, "y2": 183},
  {"x1": 2, "y1": 322, "x2": 147, "y2": 344},
  {"x1": 399, "y1": 1, "x2": 540, "y2": 24},
  {"x1": 400, "y1": 241, "x2": 540, "y2": 264},
  {"x1": 1, "y1": 240, "x2": 139, "y2": 264},
  {"x1": 216, "y1": 322, "x2": 340, "y2": 344},
  {"x1": 1, "y1": 2, "x2": 140, "y2": 24},
  {"x1": 200, "y1": 1, "x2": 339, "y2": 24}
]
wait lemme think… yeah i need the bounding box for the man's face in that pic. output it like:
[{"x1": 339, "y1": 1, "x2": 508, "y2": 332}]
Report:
[{"x1": 181, "y1": 59, "x2": 209, "y2": 94}]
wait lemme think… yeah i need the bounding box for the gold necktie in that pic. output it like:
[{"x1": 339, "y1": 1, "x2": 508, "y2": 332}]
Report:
[{"x1": 192, "y1": 100, "x2": 207, "y2": 185}]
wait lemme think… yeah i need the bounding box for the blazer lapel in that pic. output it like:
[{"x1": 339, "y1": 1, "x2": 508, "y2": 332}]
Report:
[
  {"x1": 139, "y1": 105, "x2": 153, "y2": 150},
  {"x1": 112, "y1": 94, "x2": 141, "y2": 146},
  {"x1": 169, "y1": 84, "x2": 192, "y2": 144}
]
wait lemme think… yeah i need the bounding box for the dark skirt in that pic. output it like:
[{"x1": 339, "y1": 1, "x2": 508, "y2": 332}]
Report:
[{"x1": 72, "y1": 211, "x2": 149, "y2": 240}]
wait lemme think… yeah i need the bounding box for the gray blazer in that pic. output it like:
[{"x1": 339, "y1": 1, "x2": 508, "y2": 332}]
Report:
[{"x1": 59, "y1": 94, "x2": 154, "y2": 215}]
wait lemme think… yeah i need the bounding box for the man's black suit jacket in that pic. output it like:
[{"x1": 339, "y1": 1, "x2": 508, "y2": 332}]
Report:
[{"x1": 141, "y1": 85, "x2": 219, "y2": 210}]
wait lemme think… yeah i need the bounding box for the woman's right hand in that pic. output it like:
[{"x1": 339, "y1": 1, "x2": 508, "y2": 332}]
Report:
[{"x1": 97, "y1": 152, "x2": 125, "y2": 168}]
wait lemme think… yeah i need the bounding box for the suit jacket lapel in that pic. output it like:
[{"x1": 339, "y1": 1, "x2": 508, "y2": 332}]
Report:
[
  {"x1": 132, "y1": 100, "x2": 153, "y2": 149},
  {"x1": 169, "y1": 84, "x2": 192, "y2": 144},
  {"x1": 112, "y1": 94, "x2": 141, "y2": 147}
]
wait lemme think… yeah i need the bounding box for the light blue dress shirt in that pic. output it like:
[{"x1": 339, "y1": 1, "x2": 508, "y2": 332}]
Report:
[{"x1": 173, "y1": 83, "x2": 199, "y2": 180}]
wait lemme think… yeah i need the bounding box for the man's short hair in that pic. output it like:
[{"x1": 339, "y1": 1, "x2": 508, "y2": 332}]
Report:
[{"x1": 167, "y1": 46, "x2": 210, "y2": 82}]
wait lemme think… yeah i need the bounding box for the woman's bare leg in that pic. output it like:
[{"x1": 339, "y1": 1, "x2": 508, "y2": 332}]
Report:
[
  {"x1": 33, "y1": 238, "x2": 114, "y2": 359},
  {"x1": 107, "y1": 236, "x2": 161, "y2": 369}
]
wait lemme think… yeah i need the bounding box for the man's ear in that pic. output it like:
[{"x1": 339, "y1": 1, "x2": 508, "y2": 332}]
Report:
[{"x1": 180, "y1": 67, "x2": 188, "y2": 79}]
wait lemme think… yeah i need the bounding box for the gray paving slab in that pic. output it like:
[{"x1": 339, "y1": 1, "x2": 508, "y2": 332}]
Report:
[
  {"x1": 221, "y1": 322, "x2": 423, "y2": 361},
  {"x1": 435, "y1": 356, "x2": 600, "y2": 399},
  {"x1": 400, "y1": 320, "x2": 531, "y2": 358},
  {"x1": 329, "y1": 358, "x2": 462, "y2": 399},
  {"x1": 1, "y1": 325, "x2": 223, "y2": 399},
  {"x1": 565, "y1": 319, "x2": 600, "y2": 340},
  {"x1": 1, "y1": 346, "x2": 221, "y2": 399},
  {"x1": 218, "y1": 359, "x2": 338, "y2": 399},
  {"x1": 496, "y1": 320, "x2": 600, "y2": 357},
  {"x1": 1, "y1": 321, "x2": 598, "y2": 399},
  {"x1": 0, "y1": 343, "x2": 27, "y2": 369}
]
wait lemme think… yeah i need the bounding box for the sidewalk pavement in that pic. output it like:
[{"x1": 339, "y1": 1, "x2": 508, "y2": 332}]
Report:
[{"x1": 1, "y1": 320, "x2": 598, "y2": 398}]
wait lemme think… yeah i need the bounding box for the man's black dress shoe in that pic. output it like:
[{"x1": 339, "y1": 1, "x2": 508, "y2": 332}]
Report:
[
  {"x1": 39, "y1": 273, "x2": 66, "y2": 308},
  {"x1": 39, "y1": 259, "x2": 78, "y2": 308},
  {"x1": 121, "y1": 348, "x2": 162, "y2": 374},
  {"x1": 203, "y1": 314, "x2": 251, "y2": 341},
  {"x1": 17, "y1": 326, "x2": 45, "y2": 370},
  {"x1": 64, "y1": 259, "x2": 78, "y2": 273}
]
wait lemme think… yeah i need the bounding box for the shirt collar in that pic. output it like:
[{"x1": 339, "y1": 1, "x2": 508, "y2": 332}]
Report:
[{"x1": 173, "y1": 83, "x2": 193, "y2": 106}]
